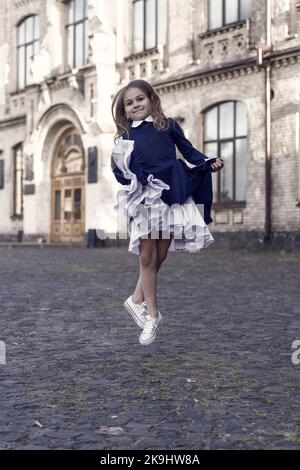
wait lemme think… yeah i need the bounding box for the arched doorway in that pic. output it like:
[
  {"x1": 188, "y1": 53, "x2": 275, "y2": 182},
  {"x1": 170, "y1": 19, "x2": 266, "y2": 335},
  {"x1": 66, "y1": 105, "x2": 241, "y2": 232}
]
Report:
[{"x1": 51, "y1": 128, "x2": 85, "y2": 243}]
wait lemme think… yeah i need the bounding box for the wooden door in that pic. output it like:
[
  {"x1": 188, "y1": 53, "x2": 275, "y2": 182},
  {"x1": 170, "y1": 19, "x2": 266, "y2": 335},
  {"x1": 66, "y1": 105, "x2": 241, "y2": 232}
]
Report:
[{"x1": 51, "y1": 130, "x2": 85, "y2": 243}]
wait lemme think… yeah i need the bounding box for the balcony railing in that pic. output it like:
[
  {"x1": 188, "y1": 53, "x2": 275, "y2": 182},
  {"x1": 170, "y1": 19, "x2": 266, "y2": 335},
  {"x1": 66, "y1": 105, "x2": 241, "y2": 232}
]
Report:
[
  {"x1": 118, "y1": 45, "x2": 167, "y2": 83},
  {"x1": 197, "y1": 20, "x2": 252, "y2": 67}
]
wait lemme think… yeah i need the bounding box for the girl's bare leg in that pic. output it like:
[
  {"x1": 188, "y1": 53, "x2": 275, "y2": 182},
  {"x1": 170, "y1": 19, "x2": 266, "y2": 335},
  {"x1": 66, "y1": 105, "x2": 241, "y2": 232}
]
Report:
[
  {"x1": 138, "y1": 236, "x2": 158, "y2": 318},
  {"x1": 131, "y1": 276, "x2": 144, "y2": 305},
  {"x1": 132, "y1": 232, "x2": 173, "y2": 307},
  {"x1": 156, "y1": 234, "x2": 173, "y2": 271}
]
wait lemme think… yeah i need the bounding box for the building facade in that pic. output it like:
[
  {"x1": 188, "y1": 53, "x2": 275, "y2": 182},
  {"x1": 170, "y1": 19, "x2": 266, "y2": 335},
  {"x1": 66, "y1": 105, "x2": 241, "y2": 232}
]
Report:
[{"x1": 0, "y1": 0, "x2": 300, "y2": 249}]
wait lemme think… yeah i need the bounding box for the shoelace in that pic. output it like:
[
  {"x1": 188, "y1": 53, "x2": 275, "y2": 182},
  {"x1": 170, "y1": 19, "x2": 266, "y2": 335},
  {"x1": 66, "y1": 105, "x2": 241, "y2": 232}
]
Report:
[
  {"x1": 142, "y1": 315, "x2": 157, "y2": 334},
  {"x1": 140, "y1": 301, "x2": 148, "y2": 317}
]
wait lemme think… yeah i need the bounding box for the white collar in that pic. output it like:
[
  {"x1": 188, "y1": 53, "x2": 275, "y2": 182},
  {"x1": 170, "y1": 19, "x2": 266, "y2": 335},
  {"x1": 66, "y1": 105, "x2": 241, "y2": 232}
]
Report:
[{"x1": 131, "y1": 114, "x2": 154, "y2": 128}]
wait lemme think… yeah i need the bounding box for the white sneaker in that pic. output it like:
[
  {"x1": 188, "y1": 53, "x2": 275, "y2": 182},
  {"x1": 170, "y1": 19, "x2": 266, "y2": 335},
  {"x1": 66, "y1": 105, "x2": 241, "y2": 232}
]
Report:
[
  {"x1": 139, "y1": 311, "x2": 163, "y2": 346},
  {"x1": 124, "y1": 295, "x2": 148, "y2": 329}
]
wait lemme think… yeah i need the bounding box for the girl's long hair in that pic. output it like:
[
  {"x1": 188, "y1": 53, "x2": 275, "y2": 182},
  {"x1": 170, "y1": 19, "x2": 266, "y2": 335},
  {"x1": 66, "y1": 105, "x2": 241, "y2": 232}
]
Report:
[{"x1": 111, "y1": 79, "x2": 169, "y2": 143}]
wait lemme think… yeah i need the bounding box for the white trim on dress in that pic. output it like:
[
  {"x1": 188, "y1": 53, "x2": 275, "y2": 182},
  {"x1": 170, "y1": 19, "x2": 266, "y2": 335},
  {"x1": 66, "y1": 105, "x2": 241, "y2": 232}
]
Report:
[{"x1": 112, "y1": 136, "x2": 214, "y2": 255}]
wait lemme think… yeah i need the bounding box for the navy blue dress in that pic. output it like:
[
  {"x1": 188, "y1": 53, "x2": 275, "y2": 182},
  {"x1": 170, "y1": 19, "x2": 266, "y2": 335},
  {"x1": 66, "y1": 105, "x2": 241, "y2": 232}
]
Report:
[{"x1": 112, "y1": 118, "x2": 213, "y2": 224}]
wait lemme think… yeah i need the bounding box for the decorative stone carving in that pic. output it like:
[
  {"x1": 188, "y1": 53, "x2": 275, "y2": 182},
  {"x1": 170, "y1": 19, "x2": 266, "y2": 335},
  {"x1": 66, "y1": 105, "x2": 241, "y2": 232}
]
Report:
[
  {"x1": 199, "y1": 21, "x2": 250, "y2": 67},
  {"x1": 121, "y1": 46, "x2": 166, "y2": 82},
  {"x1": 205, "y1": 43, "x2": 214, "y2": 60},
  {"x1": 219, "y1": 39, "x2": 229, "y2": 57}
]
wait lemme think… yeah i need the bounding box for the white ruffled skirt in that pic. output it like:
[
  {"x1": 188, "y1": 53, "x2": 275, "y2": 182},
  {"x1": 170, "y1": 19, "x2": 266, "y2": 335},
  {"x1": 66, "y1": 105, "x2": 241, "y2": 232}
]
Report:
[{"x1": 112, "y1": 137, "x2": 214, "y2": 256}]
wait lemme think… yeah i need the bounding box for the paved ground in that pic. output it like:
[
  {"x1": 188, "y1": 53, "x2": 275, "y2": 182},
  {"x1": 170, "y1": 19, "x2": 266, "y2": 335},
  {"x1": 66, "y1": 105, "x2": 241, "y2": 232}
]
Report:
[{"x1": 0, "y1": 245, "x2": 299, "y2": 450}]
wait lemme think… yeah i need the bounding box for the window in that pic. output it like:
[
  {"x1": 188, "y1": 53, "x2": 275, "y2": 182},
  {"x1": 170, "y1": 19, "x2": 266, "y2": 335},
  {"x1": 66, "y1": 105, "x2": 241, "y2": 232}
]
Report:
[
  {"x1": 66, "y1": 0, "x2": 89, "y2": 70},
  {"x1": 13, "y1": 144, "x2": 24, "y2": 217},
  {"x1": 53, "y1": 131, "x2": 84, "y2": 177},
  {"x1": 74, "y1": 188, "x2": 82, "y2": 219},
  {"x1": 90, "y1": 83, "x2": 97, "y2": 118},
  {"x1": 133, "y1": 0, "x2": 167, "y2": 53},
  {"x1": 17, "y1": 15, "x2": 39, "y2": 88},
  {"x1": 203, "y1": 101, "x2": 247, "y2": 203},
  {"x1": 54, "y1": 190, "x2": 61, "y2": 220},
  {"x1": 209, "y1": 0, "x2": 252, "y2": 30}
]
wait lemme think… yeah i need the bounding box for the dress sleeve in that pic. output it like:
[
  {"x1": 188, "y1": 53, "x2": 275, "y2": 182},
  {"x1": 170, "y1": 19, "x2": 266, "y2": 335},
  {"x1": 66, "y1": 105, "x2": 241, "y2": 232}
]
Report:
[
  {"x1": 112, "y1": 166, "x2": 131, "y2": 186},
  {"x1": 170, "y1": 118, "x2": 208, "y2": 167}
]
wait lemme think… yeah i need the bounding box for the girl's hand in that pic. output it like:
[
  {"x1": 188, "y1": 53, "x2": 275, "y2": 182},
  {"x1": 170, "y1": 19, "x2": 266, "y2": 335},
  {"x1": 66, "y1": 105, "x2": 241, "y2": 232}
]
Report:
[
  {"x1": 111, "y1": 154, "x2": 117, "y2": 170},
  {"x1": 211, "y1": 158, "x2": 224, "y2": 172}
]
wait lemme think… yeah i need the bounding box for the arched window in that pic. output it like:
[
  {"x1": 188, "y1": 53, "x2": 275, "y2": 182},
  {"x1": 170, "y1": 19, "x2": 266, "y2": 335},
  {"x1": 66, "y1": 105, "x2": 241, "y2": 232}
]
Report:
[
  {"x1": 203, "y1": 101, "x2": 247, "y2": 203},
  {"x1": 17, "y1": 15, "x2": 39, "y2": 88},
  {"x1": 13, "y1": 144, "x2": 24, "y2": 217},
  {"x1": 133, "y1": 0, "x2": 167, "y2": 53},
  {"x1": 209, "y1": 0, "x2": 252, "y2": 30},
  {"x1": 65, "y1": 0, "x2": 89, "y2": 70}
]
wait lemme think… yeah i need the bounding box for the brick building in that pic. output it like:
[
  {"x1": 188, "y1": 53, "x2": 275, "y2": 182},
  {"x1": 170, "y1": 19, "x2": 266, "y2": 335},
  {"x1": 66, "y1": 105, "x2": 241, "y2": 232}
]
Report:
[{"x1": 0, "y1": 0, "x2": 299, "y2": 249}]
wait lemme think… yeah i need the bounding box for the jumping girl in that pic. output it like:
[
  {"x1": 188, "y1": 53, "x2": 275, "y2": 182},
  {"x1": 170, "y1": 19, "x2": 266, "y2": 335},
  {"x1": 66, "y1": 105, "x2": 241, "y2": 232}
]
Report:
[{"x1": 111, "y1": 79, "x2": 224, "y2": 346}]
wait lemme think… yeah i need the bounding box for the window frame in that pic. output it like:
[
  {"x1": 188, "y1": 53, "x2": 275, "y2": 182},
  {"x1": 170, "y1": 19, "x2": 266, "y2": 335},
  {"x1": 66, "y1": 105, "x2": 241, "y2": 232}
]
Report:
[
  {"x1": 13, "y1": 144, "x2": 24, "y2": 218},
  {"x1": 17, "y1": 15, "x2": 39, "y2": 89},
  {"x1": 65, "y1": 0, "x2": 89, "y2": 71},
  {"x1": 203, "y1": 101, "x2": 247, "y2": 206},
  {"x1": 208, "y1": 0, "x2": 251, "y2": 31},
  {"x1": 133, "y1": 0, "x2": 166, "y2": 54}
]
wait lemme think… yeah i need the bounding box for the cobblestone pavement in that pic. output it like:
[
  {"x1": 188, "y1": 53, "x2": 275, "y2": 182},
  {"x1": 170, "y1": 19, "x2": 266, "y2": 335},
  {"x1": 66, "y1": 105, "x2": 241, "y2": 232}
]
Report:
[{"x1": 0, "y1": 245, "x2": 299, "y2": 450}]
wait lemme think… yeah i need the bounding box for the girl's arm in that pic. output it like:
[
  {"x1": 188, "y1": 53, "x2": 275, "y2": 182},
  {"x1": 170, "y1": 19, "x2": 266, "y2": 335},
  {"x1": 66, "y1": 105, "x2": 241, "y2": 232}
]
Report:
[
  {"x1": 111, "y1": 154, "x2": 117, "y2": 170},
  {"x1": 112, "y1": 167, "x2": 131, "y2": 186},
  {"x1": 170, "y1": 118, "x2": 208, "y2": 167},
  {"x1": 111, "y1": 154, "x2": 131, "y2": 186}
]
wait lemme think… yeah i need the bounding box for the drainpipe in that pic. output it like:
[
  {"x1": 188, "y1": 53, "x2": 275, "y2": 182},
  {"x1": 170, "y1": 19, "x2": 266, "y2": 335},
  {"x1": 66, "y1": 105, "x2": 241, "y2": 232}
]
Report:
[
  {"x1": 296, "y1": 111, "x2": 300, "y2": 206},
  {"x1": 263, "y1": 0, "x2": 272, "y2": 242}
]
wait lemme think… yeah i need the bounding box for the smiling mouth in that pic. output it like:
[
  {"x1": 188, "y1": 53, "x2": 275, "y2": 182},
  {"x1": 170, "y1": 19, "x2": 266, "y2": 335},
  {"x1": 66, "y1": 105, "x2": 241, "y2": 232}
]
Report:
[{"x1": 133, "y1": 109, "x2": 143, "y2": 113}]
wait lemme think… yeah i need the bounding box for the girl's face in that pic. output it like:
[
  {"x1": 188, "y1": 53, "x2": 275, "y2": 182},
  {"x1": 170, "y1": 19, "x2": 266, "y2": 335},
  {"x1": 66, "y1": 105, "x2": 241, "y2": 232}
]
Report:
[{"x1": 123, "y1": 87, "x2": 152, "y2": 121}]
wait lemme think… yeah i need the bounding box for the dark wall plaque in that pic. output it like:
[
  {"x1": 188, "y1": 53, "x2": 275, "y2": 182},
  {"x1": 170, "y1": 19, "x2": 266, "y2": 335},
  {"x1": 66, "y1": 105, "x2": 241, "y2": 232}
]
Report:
[
  {"x1": 88, "y1": 146, "x2": 98, "y2": 183},
  {"x1": 24, "y1": 184, "x2": 35, "y2": 195}
]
